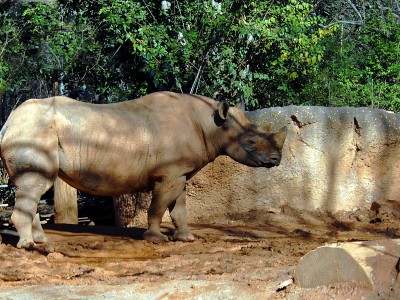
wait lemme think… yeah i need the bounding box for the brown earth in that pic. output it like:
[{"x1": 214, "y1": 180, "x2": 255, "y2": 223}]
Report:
[{"x1": 1, "y1": 201, "x2": 400, "y2": 299}]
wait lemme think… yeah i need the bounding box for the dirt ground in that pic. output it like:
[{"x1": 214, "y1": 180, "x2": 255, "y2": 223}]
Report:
[{"x1": 1, "y1": 201, "x2": 400, "y2": 299}]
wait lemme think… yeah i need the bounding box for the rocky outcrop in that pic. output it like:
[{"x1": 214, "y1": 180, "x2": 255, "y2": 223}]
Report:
[
  {"x1": 247, "y1": 106, "x2": 400, "y2": 209},
  {"x1": 114, "y1": 106, "x2": 400, "y2": 227}
]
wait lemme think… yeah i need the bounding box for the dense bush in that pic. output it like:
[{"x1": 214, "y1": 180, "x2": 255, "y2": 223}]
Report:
[
  {"x1": 307, "y1": 0, "x2": 400, "y2": 111},
  {"x1": 0, "y1": 0, "x2": 399, "y2": 123}
]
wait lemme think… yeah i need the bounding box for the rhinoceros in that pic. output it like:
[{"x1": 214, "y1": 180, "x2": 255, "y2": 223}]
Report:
[{"x1": 0, "y1": 92, "x2": 287, "y2": 248}]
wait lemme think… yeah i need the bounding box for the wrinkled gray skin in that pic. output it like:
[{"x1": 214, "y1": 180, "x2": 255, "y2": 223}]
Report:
[{"x1": 0, "y1": 92, "x2": 287, "y2": 248}]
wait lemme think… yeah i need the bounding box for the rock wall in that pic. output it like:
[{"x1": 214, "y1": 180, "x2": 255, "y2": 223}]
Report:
[{"x1": 114, "y1": 106, "x2": 400, "y2": 227}]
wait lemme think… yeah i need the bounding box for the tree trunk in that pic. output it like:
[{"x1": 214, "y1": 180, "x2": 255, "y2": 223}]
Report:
[
  {"x1": 53, "y1": 177, "x2": 78, "y2": 224},
  {"x1": 113, "y1": 193, "x2": 152, "y2": 227}
]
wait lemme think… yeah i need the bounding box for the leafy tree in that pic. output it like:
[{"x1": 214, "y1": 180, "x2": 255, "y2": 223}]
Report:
[
  {"x1": 0, "y1": 0, "x2": 399, "y2": 119},
  {"x1": 98, "y1": 0, "x2": 334, "y2": 107},
  {"x1": 309, "y1": 0, "x2": 400, "y2": 110}
]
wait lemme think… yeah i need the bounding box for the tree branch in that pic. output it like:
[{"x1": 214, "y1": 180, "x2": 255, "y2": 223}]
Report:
[
  {"x1": 322, "y1": 19, "x2": 363, "y2": 28},
  {"x1": 141, "y1": 0, "x2": 158, "y2": 23},
  {"x1": 190, "y1": 35, "x2": 222, "y2": 94},
  {"x1": 346, "y1": 0, "x2": 364, "y2": 24}
]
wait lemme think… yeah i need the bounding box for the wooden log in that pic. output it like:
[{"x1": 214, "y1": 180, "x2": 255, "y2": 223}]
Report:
[
  {"x1": 294, "y1": 239, "x2": 400, "y2": 296},
  {"x1": 53, "y1": 177, "x2": 78, "y2": 224}
]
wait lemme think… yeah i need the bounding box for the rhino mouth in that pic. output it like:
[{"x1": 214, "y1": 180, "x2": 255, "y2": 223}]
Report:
[
  {"x1": 249, "y1": 153, "x2": 281, "y2": 168},
  {"x1": 264, "y1": 162, "x2": 279, "y2": 168}
]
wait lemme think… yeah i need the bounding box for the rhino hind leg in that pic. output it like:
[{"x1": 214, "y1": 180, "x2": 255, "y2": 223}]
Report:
[
  {"x1": 169, "y1": 192, "x2": 195, "y2": 242},
  {"x1": 144, "y1": 176, "x2": 191, "y2": 243},
  {"x1": 11, "y1": 173, "x2": 54, "y2": 248}
]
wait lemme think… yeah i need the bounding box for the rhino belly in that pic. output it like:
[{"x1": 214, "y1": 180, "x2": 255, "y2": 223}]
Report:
[{"x1": 57, "y1": 147, "x2": 153, "y2": 196}]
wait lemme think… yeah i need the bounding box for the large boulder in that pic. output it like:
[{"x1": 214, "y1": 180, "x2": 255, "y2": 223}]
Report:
[
  {"x1": 293, "y1": 239, "x2": 400, "y2": 297},
  {"x1": 114, "y1": 106, "x2": 400, "y2": 227}
]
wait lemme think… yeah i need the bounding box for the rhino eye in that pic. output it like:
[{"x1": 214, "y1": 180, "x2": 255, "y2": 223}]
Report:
[{"x1": 242, "y1": 138, "x2": 258, "y2": 152}]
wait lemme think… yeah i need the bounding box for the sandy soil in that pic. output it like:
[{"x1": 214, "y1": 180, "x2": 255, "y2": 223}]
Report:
[{"x1": 0, "y1": 202, "x2": 400, "y2": 299}]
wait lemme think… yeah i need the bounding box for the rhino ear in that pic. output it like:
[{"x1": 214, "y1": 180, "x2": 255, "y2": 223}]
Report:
[
  {"x1": 235, "y1": 93, "x2": 246, "y2": 111},
  {"x1": 218, "y1": 101, "x2": 230, "y2": 120},
  {"x1": 274, "y1": 126, "x2": 288, "y2": 148}
]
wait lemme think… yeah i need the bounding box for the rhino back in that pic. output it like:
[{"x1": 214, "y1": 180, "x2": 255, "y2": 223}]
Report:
[{"x1": 53, "y1": 93, "x2": 219, "y2": 195}]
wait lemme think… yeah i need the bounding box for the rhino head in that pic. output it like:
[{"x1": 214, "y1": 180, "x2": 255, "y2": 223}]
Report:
[{"x1": 215, "y1": 100, "x2": 287, "y2": 168}]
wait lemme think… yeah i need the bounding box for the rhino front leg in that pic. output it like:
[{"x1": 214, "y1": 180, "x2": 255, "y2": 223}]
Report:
[
  {"x1": 144, "y1": 176, "x2": 187, "y2": 243},
  {"x1": 169, "y1": 190, "x2": 195, "y2": 242}
]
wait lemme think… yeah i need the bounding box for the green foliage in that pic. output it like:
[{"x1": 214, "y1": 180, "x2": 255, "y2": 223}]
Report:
[
  {"x1": 94, "y1": 0, "x2": 337, "y2": 107},
  {"x1": 0, "y1": 0, "x2": 399, "y2": 114},
  {"x1": 226, "y1": 0, "x2": 337, "y2": 107},
  {"x1": 0, "y1": 7, "x2": 24, "y2": 96},
  {"x1": 306, "y1": 0, "x2": 400, "y2": 111}
]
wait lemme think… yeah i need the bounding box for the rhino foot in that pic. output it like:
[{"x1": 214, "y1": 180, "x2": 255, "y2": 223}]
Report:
[
  {"x1": 17, "y1": 238, "x2": 35, "y2": 249},
  {"x1": 143, "y1": 230, "x2": 169, "y2": 243},
  {"x1": 32, "y1": 213, "x2": 48, "y2": 244},
  {"x1": 172, "y1": 231, "x2": 195, "y2": 242},
  {"x1": 33, "y1": 233, "x2": 48, "y2": 244}
]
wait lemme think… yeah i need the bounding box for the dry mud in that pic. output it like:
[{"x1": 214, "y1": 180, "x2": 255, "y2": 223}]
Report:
[{"x1": 0, "y1": 203, "x2": 400, "y2": 299}]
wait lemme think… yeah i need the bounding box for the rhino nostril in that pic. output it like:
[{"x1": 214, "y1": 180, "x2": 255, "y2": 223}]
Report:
[{"x1": 270, "y1": 154, "x2": 280, "y2": 163}]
